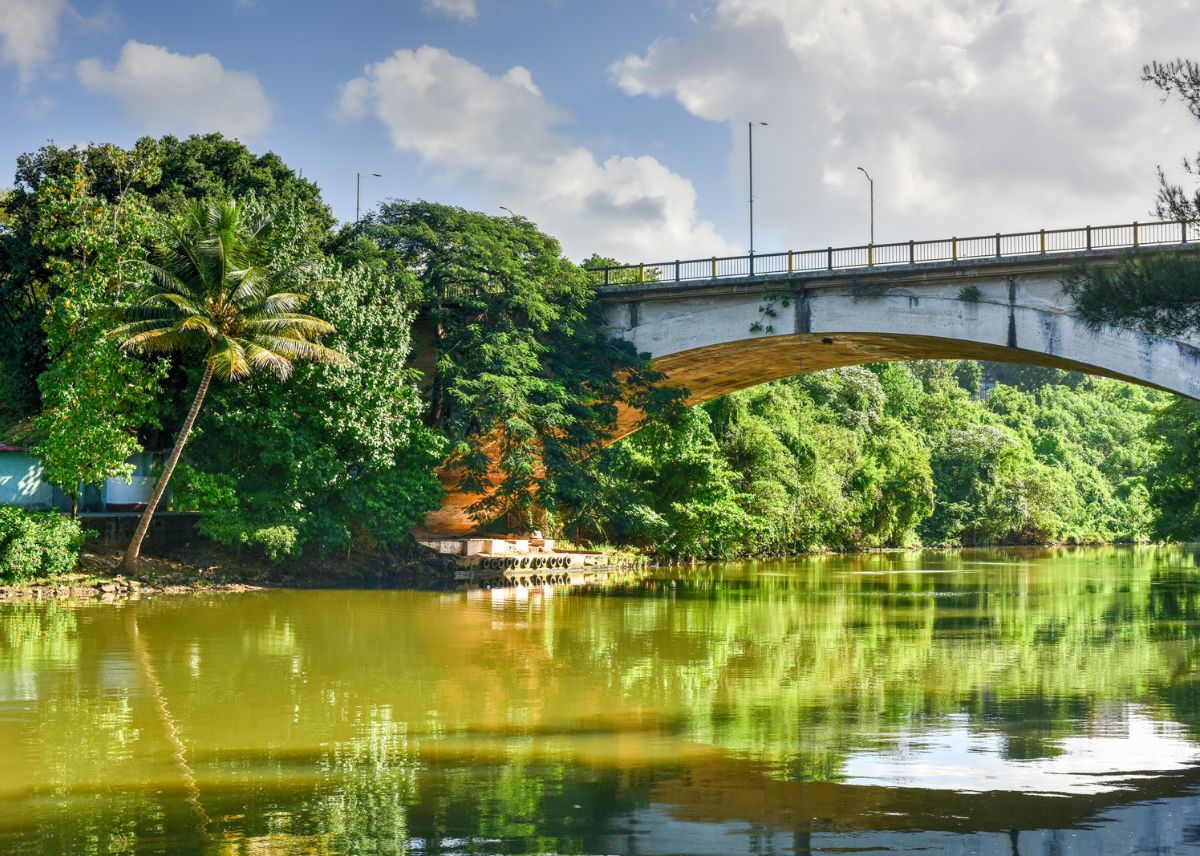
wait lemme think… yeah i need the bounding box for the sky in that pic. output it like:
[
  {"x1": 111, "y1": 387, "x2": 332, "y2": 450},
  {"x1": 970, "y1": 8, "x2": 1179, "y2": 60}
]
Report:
[{"x1": 1, "y1": 0, "x2": 1199, "y2": 263}]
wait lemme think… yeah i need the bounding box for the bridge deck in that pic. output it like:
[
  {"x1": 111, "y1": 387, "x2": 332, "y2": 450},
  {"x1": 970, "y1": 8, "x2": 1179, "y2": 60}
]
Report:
[{"x1": 592, "y1": 219, "x2": 1199, "y2": 297}]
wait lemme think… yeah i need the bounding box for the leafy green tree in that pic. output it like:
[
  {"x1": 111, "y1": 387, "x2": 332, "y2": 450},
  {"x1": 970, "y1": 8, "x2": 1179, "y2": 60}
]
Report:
[
  {"x1": 559, "y1": 407, "x2": 756, "y2": 557},
  {"x1": 359, "y1": 202, "x2": 675, "y2": 529},
  {"x1": 922, "y1": 425, "x2": 1043, "y2": 545},
  {"x1": 28, "y1": 154, "x2": 169, "y2": 515},
  {"x1": 1, "y1": 136, "x2": 332, "y2": 418},
  {"x1": 151, "y1": 134, "x2": 334, "y2": 243},
  {"x1": 1147, "y1": 398, "x2": 1200, "y2": 539},
  {"x1": 867, "y1": 362, "x2": 924, "y2": 420},
  {"x1": 176, "y1": 235, "x2": 445, "y2": 557},
  {"x1": 113, "y1": 199, "x2": 347, "y2": 574}
]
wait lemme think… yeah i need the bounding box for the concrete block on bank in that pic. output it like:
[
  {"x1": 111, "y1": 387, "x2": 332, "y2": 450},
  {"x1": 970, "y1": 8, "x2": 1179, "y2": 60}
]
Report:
[
  {"x1": 480, "y1": 539, "x2": 511, "y2": 555},
  {"x1": 421, "y1": 539, "x2": 466, "y2": 556}
]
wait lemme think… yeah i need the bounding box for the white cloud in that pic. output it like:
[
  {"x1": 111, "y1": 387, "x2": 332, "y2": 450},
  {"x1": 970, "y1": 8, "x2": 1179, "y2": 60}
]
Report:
[
  {"x1": 0, "y1": 0, "x2": 68, "y2": 88},
  {"x1": 423, "y1": 0, "x2": 477, "y2": 22},
  {"x1": 612, "y1": 0, "x2": 1200, "y2": 252},
  {"x1": 77, "y1": 40, "x2": 274, "y2": 138},
  {"x1": 338, "y1": 46, "x2": 733, "y2": 260}
]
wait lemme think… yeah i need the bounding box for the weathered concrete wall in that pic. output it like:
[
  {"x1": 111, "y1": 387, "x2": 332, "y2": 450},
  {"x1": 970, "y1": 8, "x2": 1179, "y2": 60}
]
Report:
[{"x1": 82, "y1": 512, "x2": 200, "y2": 549}]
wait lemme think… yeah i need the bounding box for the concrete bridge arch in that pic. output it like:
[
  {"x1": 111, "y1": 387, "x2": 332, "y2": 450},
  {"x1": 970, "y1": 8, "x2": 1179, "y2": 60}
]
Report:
[{"x1": 600, "y1": 252, "x2": 1200, "y2": 436}]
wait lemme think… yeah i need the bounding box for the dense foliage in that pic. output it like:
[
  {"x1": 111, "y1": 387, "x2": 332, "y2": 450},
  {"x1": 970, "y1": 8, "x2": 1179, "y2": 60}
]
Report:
[
  {"x1": 2, "y1": 134, "x2": 1200, "y2": 565},
  {"x1": 111, "y1": 198, "x2": 353, "y2": 573},
  {"x1": 0, "y1": 136, "x2": 334, "y2": 414},
  {"x1": 28, "y1": 151, "x2": 168, "y2": 514},
  {"x1": 0, "y1": 507, "x2": 84, "y2": 583},
  {"x1": 355, "y1": 203, "x2": 676, "y2": 529},
  {"x1": 175, "y1": 249, "x2": 445, "y2": 558},
  {"x1": 0, "y1": 137, "x2": 443, "y2": 561},
  {"x1": 1147, "y1": 398, "x2": 1200, "y2": 540},
  {"x1": 560, "y1": 361, "x2": 1163, "y2": 557}
]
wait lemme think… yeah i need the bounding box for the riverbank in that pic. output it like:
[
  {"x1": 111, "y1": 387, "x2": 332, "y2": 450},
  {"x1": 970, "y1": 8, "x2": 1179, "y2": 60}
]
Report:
[
  {"x1": 0, "y1": 538, "x2": 1164, "y2": 601},
  {"x1": 0, "y1": 539, "x2": 464, "y2": 600}
]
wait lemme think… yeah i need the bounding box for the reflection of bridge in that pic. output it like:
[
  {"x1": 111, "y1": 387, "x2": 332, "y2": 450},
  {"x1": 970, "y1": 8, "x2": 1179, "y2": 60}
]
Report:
[
  {"x1": 423, "y1": 221, "x2": 1200, "y2": 534},
  {"x1": 593, "y1": 220, "x2": 1200, "y2": 429}
]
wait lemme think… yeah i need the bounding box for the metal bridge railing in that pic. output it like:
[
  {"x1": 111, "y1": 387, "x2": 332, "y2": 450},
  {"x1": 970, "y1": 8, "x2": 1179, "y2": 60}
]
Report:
[{"x1": 586, "y1": 220, "x2": 1200, "y2": 287}]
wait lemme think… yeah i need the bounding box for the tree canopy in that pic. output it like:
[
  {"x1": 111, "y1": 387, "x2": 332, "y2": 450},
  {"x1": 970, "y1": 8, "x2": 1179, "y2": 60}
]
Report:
[
  {"x1": 2, "y1": 132, "x2": 1199, "y2": 565},
  {"x1": 357, "y1": 201, "x2": 678, "y2": 529},
  {"x1": 113, "y1": 198, "x2": 349, "y2": 572},
  {"x1": 0, "y1": 136, "x2": 443, "y2": 561},
  {"x1": 558, "y1": 361, "x2": 1162, "y2": 558}
]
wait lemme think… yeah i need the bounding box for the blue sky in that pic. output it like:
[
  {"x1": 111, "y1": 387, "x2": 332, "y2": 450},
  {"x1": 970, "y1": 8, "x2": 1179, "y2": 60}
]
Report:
[{"x1": 2, "y1": 0, "x2": 1199, "y2": 262}]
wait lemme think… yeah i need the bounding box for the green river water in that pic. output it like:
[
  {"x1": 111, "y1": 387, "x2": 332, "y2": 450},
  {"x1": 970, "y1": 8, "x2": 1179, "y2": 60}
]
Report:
[{"x1": 3, "y1": 546, "x2": 1200, "y2": 854}]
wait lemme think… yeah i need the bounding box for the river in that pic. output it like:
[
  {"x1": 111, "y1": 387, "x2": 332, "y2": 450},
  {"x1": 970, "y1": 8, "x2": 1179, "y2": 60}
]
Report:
[{"x1": 2, "y1": 546, "x2": 1200, "y2": 854}]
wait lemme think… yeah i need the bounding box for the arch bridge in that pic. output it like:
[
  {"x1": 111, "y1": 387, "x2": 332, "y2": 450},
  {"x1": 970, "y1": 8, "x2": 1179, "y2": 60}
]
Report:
[
  {"x1": 595, "y1": 220, "x2": 1200, "y2": 429},
  {"x1": 422, "y1": 220, "x2": 1200, "y2": 534}
]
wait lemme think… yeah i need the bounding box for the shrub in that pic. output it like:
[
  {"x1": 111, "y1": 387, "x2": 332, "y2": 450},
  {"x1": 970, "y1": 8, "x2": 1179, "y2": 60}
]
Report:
[
  {"x1": 246, "y1": 525, "x2": 300, "y2": 563},
  {"x1": 0, "y1": 508, "x2": 84, "y2": 583},
  {"x1": 196, "y1": 514, "x2": 301, "y2": 563}
]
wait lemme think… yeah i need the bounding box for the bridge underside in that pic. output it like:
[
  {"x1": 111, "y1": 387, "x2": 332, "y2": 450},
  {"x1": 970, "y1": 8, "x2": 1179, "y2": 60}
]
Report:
[
  {"x1": 616, "y1": 331, "x2": 1179, "y2": 437},
  {"x1": 421, "y1": 332, "x2": 1183, "y2": 536}
]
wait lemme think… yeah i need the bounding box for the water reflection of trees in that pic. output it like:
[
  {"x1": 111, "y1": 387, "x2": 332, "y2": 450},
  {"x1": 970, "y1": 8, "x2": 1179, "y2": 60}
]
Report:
[{"x1": 0, "y1": 547, "x2": 1199, "y2": 853}]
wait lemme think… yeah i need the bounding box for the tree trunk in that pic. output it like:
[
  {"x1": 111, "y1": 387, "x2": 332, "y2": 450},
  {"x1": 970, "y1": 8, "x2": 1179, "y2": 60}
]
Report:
[{"x1": 122, "y1": 363, "x2": 215, "y2": 575}]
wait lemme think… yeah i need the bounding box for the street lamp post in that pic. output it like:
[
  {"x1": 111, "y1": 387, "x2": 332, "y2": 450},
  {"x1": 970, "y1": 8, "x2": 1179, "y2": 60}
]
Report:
[
  {"x1": 356, "y1": 171, "x2": 381, "y2": 225},
  {"x1": 749, "y1": 121, "x2": 768, "y2": 267},
  {"x1": 856, "y1": 166, "x2": 874, "y2": 247}
]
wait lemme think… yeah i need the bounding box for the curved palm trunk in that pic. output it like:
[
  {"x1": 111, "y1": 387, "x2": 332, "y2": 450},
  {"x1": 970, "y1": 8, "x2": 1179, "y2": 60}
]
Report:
[{"x1": 123, "y1": 363, "x2": 215, "y2": 575}]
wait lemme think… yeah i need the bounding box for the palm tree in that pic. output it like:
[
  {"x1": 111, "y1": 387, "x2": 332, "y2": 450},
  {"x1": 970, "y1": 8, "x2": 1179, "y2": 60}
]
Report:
[{"x1": 114, "y1": 199, "x2": 348, "y2": 574}]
